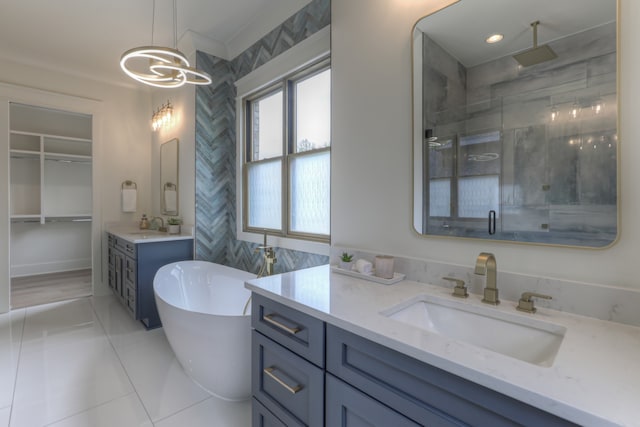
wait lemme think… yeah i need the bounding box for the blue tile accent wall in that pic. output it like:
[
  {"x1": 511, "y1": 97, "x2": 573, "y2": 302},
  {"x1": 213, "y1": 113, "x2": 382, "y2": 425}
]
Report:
[{"x1": 195, "y1": 0, "x2": 330, "y2": 275}]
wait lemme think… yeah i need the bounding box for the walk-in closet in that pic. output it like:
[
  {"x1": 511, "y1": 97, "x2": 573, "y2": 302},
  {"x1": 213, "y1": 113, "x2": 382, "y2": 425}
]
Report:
[{"x1": 9, "y1": 103, "x2": 93, "y2": 308}]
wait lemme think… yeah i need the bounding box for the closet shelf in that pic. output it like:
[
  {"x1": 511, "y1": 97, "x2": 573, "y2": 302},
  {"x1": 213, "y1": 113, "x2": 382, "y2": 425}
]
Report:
[
  {"x1": 11, "y1": 215, "x2": 92, "y2": 224},
  {"x1": 10, "y1": 130, "x2": 92, "y2": 143},
  {"x1": 9, "y1": 149, "x2": 40, "y2": 159}
]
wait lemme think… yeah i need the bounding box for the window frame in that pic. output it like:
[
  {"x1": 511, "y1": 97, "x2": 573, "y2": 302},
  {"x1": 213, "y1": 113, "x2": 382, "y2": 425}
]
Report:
[
  {"x1": 242, "y1": 59, "x2": 331, "y2": 244},
  {"x1": 234, "y1": 27, "x2": 331, "y2": 255}
]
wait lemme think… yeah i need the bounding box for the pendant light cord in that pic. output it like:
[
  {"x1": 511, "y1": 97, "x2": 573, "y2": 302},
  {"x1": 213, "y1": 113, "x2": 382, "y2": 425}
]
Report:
[
  {"x1": 173, "y1": 0, "x2": 177, "y2": 49},
  {"x1": 151, "y1": 0, "x2": 156, "y2": 46}
]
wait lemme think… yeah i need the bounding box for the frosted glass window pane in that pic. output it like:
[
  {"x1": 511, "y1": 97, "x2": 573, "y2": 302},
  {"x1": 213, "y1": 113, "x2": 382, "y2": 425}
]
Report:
[
  {"x1": 429, "y1": 179, "x2": 451, "y2": 217},
  {"x1": 458, "y1": 176, "x2": 500, "y2": 218},
  {"x1": 247, "y1": 160, "x2": 282, "y2": 230},
  {"x1": 296, "y1": 69, "x2": 331, "y2": 152},
  {"x1": 290, "y1": 151, "x2": 330, "y2": 235},
  {"x1": 252, "y1": 91, "x2": 283, "y2": 160}
]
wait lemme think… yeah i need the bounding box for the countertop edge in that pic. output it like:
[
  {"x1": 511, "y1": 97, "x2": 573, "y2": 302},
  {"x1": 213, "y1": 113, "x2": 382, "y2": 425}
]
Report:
[{"x1": 107, "y1": 228, "x2": 194, "y2": 244}]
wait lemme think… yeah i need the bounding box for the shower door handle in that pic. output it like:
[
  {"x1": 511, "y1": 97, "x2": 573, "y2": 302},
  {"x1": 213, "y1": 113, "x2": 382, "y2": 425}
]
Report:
[
  {"x1": 263, "y1": 367, "x2": 302, "y2": 394},
  {"x1": 488, "y1": 210, "x2": 496, "y2": 235},
  {"x1": 263, "y1": 313, "x2": 301, "y2": 335}
]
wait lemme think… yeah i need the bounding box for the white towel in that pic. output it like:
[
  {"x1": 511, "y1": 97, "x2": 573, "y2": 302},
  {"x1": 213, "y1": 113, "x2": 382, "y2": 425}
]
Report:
[
  {"x1": 121, "y1": 188, "x2": 137, "y2": 212},
  {"x1": 355, "y1": 259, "x2": 373, "y2": 274},
  {"x1": 164, "y1": 189, "x2": 177, "y2": 212}
]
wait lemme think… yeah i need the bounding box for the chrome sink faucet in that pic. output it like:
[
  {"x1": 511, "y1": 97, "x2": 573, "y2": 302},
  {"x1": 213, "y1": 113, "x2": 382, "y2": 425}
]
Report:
[{"x1": 474, "y1": 252, "x2": 499, "y2": 305}]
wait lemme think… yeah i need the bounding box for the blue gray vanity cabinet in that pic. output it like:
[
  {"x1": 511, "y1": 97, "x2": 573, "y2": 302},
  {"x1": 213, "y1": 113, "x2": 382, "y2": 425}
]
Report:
[
  {"x1": 250, "y1": 292, "x2": 579, "y2": 427},
  {"x1": 326, "y1": 325, "x2": 578, "y2": 427},
  {"x1": 106, "y1": 232, "x2": 193, "y2": 329},
  {"x1": 251, "y1": 293, "x2": 325, "y2": 427}
]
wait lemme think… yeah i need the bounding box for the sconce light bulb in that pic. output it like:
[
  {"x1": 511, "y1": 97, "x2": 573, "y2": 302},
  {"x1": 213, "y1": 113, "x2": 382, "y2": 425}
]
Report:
[
  {"x1": 570, "y1": 100, "x2": 581, "y2": 119},
  {"x1": 593, "y1": 102, "x2": 603, "y2": 114}
]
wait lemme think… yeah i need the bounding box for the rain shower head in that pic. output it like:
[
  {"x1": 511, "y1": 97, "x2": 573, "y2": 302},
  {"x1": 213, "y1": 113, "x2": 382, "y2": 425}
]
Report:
[{"x1": 513, "y1": 21, "x2": 557, "y2": 67}]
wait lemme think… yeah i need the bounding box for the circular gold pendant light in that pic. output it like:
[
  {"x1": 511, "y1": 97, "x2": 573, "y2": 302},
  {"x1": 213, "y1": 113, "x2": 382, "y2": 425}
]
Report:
[{"x1": 120, "y1": 0, "x2": 211, "y2": 87}]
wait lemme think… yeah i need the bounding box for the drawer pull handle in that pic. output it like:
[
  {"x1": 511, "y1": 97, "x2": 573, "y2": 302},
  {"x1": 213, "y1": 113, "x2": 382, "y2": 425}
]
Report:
[
  {"x1": 263, "y1": 314, "x2": 300, "y2": 335},
  {"x1": 263, "y1": 367, "x2": 302, "y2": 394}
]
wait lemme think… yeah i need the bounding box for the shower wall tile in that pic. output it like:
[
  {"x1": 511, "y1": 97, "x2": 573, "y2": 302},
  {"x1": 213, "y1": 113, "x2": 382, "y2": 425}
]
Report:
[
  {"x1": 194, "y1": 53, "x2": 235, "y2": 264},
  {"x1": 195, "y1": 0, "x2": 330, "y2": 275}
]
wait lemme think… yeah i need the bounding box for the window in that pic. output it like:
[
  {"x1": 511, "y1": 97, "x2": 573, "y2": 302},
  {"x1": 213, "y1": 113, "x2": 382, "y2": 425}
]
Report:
[{"x1": 242, "y1": 60, "x2": 331, "y2": 243}]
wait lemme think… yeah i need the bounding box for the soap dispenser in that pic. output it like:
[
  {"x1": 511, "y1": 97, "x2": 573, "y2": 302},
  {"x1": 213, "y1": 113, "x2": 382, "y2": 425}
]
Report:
[{"x1": 139, "y1": 214, "x2": 150, "y2": 230}]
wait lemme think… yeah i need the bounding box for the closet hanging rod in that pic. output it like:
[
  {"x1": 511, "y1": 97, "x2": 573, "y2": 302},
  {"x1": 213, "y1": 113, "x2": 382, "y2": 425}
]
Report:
[
  {"x1": 44, "y1": 158, "x2": 91, "y2": 164},
  {"x1": 10, "y1": 155, "x2": 39, "y2": 160}
]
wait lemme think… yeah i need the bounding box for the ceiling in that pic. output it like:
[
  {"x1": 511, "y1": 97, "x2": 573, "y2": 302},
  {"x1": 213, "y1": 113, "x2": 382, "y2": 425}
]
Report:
[
  {"x1": 416, "y1": 0, "x2": 616, "y2": 68},
  {"x1": 0, "y1": 0, "x2": 311, "y2": 88}
]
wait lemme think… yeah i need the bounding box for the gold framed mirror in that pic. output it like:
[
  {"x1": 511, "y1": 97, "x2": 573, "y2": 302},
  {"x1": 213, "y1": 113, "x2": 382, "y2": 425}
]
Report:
[{"x1": 412, "y1": 0, "x2": 618, "y2": 248}]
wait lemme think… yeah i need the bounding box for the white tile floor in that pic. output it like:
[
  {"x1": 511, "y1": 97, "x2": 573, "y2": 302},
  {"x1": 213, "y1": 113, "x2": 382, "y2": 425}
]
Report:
[{"x1": 0, "y1": 296, "x2": 251, "y2": 427}]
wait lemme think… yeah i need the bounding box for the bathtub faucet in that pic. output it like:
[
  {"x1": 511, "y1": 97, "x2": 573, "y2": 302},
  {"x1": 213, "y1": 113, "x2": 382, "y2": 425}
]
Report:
[{"x1": 256, "y1": 231, "x2": 277, "y2": 277}]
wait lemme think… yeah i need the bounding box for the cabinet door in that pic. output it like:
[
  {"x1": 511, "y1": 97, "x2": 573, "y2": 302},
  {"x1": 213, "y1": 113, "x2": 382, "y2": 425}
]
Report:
[
  {"x1": 327, "y1": 325, "x2": 577, "y2": 427},
  {"x1": 326, "y1": 374, "x2": 421, "y2": 427},
  {"x1": 113, "y1": 251, "x2": 125, "y2": 300},
  {"x1": 124, "y1": 256, "x2": 136, "y2": 288}
]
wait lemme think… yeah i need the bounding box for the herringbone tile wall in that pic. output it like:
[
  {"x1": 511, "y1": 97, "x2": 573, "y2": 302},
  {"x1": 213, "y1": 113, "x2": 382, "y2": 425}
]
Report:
[{"x1": 195, "y1": 0, "x2": 330, "y2": 275}]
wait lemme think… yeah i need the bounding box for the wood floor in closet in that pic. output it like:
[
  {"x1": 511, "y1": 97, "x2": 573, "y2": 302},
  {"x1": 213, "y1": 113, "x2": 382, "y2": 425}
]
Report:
[{"x1": 11, "y1": 269, "x2": 92, "y2": 309}]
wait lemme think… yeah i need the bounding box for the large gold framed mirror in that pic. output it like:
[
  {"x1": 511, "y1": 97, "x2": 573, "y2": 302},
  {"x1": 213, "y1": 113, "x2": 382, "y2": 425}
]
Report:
[{"x1": 412, "y1": 0, "x2": 618, "y2": 247}]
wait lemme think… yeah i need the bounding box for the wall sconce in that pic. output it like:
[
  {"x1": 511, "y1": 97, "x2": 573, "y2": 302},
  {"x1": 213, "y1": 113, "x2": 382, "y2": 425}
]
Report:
[
  {"x1": 550, "y1": 105, "x2": 559, "y2": 122},
  {"x1": 152, "y1": 101, "x2": 173, "y2": 131},
  {"x1": 592, "y1": 96, "x2": 605, "y2": 115},
  {"x1": 569, "y1": 99, "x2": 581, "y2": 119}
]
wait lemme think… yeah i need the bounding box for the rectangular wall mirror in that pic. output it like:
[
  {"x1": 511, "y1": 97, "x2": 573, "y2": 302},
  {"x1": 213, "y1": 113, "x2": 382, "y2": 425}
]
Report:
[
  {"x1": 412, "y1": 0, "x2": 618, "y2": 248},
  {"x1": 161, "y1": 138, "x2": 179, "y2": 216}
]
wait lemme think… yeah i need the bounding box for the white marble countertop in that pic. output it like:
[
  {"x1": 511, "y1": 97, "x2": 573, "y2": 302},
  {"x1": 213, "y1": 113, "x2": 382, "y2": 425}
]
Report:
[
  {"x1": 245, "y1": 264, "x2": 640, "y2": 427},
  {"x1": 107, "y1": 227, "x2": 194, "y2": 244}
]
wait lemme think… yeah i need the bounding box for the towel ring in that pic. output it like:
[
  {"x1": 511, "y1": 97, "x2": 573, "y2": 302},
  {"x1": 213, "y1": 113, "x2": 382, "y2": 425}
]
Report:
[{"x1": 122, "y1": 180, "x2": 137, "y2": 190}]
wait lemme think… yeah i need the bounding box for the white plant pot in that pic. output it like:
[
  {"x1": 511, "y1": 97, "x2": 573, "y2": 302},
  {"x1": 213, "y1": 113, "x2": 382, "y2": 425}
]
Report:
[
  {"x1": 339, "y1": 261, "x2": 354, "y2": 271},
  {"x1": 168, "y1": 224, "x2": 181, "y2": 234}
]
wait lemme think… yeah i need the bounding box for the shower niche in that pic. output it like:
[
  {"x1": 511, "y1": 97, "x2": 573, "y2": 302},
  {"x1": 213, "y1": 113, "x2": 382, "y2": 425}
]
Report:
[{"x1": 412, "y1": 0, "x2": 618, "y2": 248}]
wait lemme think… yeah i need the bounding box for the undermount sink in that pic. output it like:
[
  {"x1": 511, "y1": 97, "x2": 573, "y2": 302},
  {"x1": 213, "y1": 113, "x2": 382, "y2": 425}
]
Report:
[{"x1": 381, "y1": 294, "x2": 566, "y2": 367}]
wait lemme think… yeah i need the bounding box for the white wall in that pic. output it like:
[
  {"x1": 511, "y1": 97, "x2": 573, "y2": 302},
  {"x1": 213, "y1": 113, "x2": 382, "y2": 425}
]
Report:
[
  {"x1": 0, "y1": 58, "x2": 152, "y2": 312},
  {"x1": 151, "y1": 85, "x2": 196, "y2": 228},
  {"x1": 331, "y1": 0, "x2": 639, "y2": 289}
]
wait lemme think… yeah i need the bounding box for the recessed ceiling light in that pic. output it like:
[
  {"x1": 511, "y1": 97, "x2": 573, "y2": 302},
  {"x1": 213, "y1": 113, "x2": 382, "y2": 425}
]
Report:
[{"x1": 485, "y1": 34, "x2": 504, "y2": 44}]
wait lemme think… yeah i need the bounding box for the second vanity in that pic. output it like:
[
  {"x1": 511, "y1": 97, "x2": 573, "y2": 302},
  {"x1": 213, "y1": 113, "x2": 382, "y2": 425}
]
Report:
[
  {"x1": 106, "y1": 228, "x2": 193, "y2": 329},
  {"x1": 246, "y1": 265, "x2": 640, "y2": 427}
]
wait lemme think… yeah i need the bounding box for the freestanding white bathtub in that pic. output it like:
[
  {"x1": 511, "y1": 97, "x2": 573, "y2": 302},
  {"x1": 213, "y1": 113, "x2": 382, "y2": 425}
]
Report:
[{"x1": 153, "y1": 260, "x2": 256, "y2": 401}]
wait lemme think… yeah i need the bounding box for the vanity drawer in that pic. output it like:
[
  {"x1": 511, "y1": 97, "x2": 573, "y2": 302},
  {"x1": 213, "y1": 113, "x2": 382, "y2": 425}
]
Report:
[
  {"x1": 114, "y1": 236, "x2": 136, "y2": 258},
  {"x1": 252, "y1": 397, "x2": 296, "y2": 427},
  {"x1": 326, "y1": 325, "x2": 578, "y2": 427},
  {"x1": 252, "y1": 330, "x2": 323, "y2": 427},
  {"x1": 251, "y1": 293, "x2": 325, "y2": 367}
]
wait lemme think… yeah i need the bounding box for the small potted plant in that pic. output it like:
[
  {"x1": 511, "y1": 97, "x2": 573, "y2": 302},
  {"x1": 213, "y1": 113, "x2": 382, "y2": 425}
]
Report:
[
  {"x1": 167, "y1": 217, "x2": 182, "y2": 234},
  {"x1": 339, "y1": 252, "x2": 354, "y2": 270}
]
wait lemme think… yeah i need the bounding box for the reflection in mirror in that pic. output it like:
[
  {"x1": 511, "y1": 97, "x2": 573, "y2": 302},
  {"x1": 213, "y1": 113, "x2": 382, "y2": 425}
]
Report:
[
  {"x1": 161, "y1": 138, "x2": 179, "y2": 215},
  {"x1": 413, "y1": 0, "x2": 618, "y2": 247}
]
